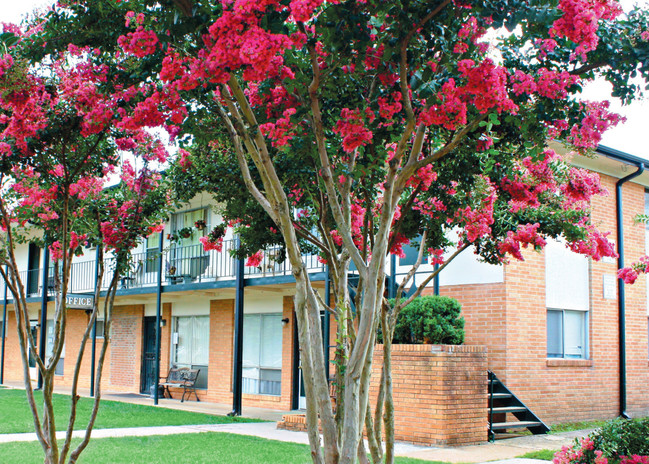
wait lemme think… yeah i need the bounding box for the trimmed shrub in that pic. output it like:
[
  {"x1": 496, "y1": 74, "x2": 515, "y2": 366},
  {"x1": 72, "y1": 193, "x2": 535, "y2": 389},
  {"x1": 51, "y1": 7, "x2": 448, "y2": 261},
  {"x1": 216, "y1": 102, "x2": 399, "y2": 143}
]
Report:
[
  {"x1": 554, "y1": 418, "x2": 649, "y2": 464},
  {"x1": 590, "y1": 417, "x2": 649, "y2": 458},
  {"x1": 390, "y1": 295, "x2": 464, "y2": 345}
]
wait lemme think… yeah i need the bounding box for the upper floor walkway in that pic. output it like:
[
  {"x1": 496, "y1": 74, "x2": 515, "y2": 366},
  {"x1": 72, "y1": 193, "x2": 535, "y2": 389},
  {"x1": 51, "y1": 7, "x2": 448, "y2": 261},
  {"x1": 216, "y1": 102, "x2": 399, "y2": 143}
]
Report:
[{"x1": 3, "y1": 239, "x2": 326, "y2": 302}]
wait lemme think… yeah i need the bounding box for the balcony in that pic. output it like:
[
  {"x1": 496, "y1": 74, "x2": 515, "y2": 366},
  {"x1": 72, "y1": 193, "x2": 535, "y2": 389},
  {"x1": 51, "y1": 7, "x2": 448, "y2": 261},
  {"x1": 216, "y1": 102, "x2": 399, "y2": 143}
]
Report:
[{"x1": 2, "y1": 240, "x2": 325, "y2": 299}]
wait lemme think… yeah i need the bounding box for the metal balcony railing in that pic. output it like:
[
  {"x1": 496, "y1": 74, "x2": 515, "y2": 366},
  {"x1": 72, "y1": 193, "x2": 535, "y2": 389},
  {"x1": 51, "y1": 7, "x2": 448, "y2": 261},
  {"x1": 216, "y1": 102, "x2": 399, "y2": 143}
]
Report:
[{"x1": 4, "y1": 240, "x2": 324, "y2": 298}]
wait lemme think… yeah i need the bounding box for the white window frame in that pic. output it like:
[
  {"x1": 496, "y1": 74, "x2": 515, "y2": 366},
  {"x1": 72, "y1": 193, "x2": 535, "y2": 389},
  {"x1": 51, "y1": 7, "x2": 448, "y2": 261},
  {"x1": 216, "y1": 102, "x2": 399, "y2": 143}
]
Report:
[
  {"x1": 242, "y1": 313, "x2": 283, "y2": 396},
  {"x1": 547, "y1": 308, "x2": 589, "y2": 359},
  {"x1": 545, "y1": 238, "x2": 590, "y2": 360},
  {"x1": 170, "y1": 315, "x2": 210, "y2": 389}
]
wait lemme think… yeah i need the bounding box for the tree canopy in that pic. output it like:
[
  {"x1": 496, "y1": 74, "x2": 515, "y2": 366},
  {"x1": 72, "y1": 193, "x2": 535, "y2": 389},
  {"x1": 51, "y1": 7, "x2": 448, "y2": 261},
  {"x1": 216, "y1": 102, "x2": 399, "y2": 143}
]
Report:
[{"x1": 4, "y1": 0, "x2": 649, "y2": 463}]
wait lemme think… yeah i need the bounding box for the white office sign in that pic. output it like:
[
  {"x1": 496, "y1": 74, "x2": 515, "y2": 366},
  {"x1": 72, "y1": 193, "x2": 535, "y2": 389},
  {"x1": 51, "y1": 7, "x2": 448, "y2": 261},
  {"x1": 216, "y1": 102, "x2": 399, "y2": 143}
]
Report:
[
  {"x1": 603, "y1": 275, "x2": 617, "y2": 300},
  {"x1": 65, "y1": 294, "x2": 95, "y2": 310}
]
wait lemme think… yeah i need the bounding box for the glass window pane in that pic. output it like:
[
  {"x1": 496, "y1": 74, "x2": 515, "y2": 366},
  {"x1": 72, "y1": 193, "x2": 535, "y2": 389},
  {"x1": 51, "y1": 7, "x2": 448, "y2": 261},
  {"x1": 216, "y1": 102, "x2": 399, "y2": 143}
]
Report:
[
  {"x1": 243, "y1": 315, "x2": 261, "y2": 367},
  {"x1": 242, "y1": 367, "x2": 260, "y2": 394},
  {"x1": 564, "y1": 310, "x2": 585, "y2": 359},
  {"x1": 192, "y1": 316, "x2": 210, "y2": 365},
  {"x1": 175, "y1": 317, "x2": 192, "y2": 365},
  {"x1": 547, "y1": 310, "x2": 563, "y2": 358},
  {"x1": 192, "y1": 365, "x2": 208, "y2": 390},
  {"x1": 260, "y1": 315, "x2": 282, "y2": 369}
]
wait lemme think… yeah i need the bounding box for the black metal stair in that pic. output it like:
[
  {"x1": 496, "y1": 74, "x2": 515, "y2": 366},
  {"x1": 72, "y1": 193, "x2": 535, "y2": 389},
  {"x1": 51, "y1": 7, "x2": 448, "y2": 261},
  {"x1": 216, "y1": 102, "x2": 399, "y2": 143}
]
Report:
[{"x1": 488, "y1": 370, "x2": 550, "y2": 441}]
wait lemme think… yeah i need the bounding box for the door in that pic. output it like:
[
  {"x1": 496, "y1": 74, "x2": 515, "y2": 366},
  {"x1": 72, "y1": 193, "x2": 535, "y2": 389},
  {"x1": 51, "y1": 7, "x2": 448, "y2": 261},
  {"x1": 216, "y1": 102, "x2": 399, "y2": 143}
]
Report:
[
  {"x1": 140, "y1": 317, "x2": 158, "y2": 394},
  {"x1": 27, "y1": 244, "x2": 41, "y2": 296}
]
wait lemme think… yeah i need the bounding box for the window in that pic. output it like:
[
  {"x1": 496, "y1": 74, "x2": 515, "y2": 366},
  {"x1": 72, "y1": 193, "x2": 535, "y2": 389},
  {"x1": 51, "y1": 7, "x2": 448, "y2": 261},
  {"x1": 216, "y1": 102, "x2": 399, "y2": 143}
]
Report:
[
  {"x1": 171, "y1": 316, "x2": 209, "y2": 389},
  {"x1": 145, "y1": 234, "x2": 161, "y2": 274},
  {"x1": 0, "y1": 320, "x2": 4, "y2": 339},
  {"x1": 172, "y1": 209, "x2": 207, "y2": 248},
  {"x1": 243, "y1": 314, "x2": 282, "y2": 396},
  {"x1": 545, "y1": 239, "x2": 589, "y2": 359},
  {"x1": 547, "y1": 309, "x2": 587, "y2": 358},
  {"x1": 94, "y1": 319, "x2": 105, "y2": 339}
]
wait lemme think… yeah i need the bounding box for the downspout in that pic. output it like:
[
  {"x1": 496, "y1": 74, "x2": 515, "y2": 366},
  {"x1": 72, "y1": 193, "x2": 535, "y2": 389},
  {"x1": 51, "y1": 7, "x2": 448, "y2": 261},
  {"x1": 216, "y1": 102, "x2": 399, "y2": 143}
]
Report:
[
  {"x1": 616, "y1": 162, "x2": 644, "y2": 419},
  {"x1": 153, "y1": 230, "x2": 164, "y2": 405}
]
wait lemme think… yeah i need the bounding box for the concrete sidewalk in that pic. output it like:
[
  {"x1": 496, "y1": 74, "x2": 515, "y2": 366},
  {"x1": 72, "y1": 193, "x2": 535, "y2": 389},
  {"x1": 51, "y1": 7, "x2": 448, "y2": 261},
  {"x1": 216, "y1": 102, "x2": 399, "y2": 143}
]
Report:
[
  {"x1": 0, "y1": 420, "x2": 584, "y2": 463},
  {"x1": 1, "y1": 384, "x2": 585, "y2": 463}
]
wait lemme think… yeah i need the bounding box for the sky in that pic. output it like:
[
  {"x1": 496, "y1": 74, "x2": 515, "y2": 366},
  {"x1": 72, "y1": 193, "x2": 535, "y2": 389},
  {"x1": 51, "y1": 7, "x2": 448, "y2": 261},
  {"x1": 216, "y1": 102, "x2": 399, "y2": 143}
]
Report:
[{"x1": 2, "y1": 0, "x2": 649, "y2": 159}]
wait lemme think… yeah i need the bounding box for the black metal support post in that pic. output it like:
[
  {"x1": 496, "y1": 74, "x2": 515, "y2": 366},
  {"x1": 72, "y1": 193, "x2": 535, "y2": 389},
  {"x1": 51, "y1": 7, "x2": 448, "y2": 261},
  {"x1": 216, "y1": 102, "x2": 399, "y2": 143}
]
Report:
[
  {"x1": 153, "y1": 231, "x2": 165, "y2": 405},
  {"x1": 229, "y1": 239, "x2": 245, "y2": 416},
  {"x1": 37, "y1": 247, "x2": 50, "y2": 390},
  {"x1": 323, "y1": 266, "x2": 331, "y2": 380},
  {"x1": 433, "y1": 263, "x2": 440, "y2": 296},
  {"x1": 615, "y1": 162, "x2": 644, "y2": 419},
  {"x1": 0, "y1": 266, "x2": 7, "y2": 384},
  {"x1": 90, "y1": 247, "x2": 100, "y2": 397},
  {"x1": 388, "y1": 254, "x2": 397, "y2": 299}
]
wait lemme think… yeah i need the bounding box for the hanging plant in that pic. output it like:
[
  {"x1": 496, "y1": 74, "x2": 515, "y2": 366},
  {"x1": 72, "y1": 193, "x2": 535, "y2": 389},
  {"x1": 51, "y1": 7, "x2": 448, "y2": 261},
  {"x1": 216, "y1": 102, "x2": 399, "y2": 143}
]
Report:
[
  {"x1": 178, "y1": 226, "x2": 193, "y2": 239},
  {"x1": 200, "y1": 224, "x2": 226, "y2": 252},
  {"x1": 194, "y1": 219, "x2": 206, "y2": 230}
]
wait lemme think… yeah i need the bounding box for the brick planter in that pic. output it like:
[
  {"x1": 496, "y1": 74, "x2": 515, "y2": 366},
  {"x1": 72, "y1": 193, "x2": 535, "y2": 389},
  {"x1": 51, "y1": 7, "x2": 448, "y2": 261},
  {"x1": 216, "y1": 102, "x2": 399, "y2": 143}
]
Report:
[{"x1": 278, "y1": 344, "x2": 488, "y2": 446}]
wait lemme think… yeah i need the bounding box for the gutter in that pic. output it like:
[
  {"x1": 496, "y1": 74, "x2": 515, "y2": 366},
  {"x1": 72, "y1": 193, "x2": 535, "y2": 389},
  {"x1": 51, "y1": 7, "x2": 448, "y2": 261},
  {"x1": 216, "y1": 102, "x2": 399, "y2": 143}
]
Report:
[{"x1": 614, "y1": 160, "x2": 644, "y2": 419}]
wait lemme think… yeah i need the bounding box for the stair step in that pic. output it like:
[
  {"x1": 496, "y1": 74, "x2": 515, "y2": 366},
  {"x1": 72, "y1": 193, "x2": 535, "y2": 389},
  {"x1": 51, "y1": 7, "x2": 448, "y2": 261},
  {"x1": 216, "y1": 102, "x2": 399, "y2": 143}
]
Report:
[
  {"x1": 491, "y1": 406, "x2": 527, "y2": 414},
  {"x1": 491, "y1": 392, "x2": 512, "y2": 399},
  {"x1": 491, "y1": 421, "x2": 542, "y2": 430}
]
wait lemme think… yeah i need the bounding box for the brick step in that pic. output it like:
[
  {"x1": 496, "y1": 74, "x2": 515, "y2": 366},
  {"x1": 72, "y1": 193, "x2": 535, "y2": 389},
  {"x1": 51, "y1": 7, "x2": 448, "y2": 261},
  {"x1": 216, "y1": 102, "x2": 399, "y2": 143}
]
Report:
[
  {"x1": 491, "y1": 420, "x2": 542, "y2": 430},
  {"x1": 491, "y1": 406, "x2": 527, "y2": 414}
]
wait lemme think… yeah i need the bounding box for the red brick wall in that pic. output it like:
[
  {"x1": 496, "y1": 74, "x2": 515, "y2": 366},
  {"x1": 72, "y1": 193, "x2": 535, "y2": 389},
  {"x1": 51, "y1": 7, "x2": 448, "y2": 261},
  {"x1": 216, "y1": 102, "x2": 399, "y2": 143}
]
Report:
[
  {"x1": 494, "y1": 174, "x2": 649, "y2": 423},
  {"x1": 108, "y1": 304, "x2": 144, "y2": 392},
  {"x1": 429, "y1": 283, "x2": 507, "y2": 376},
  {"x1": 370, "y1": 345, "x2": 487, "y2": 446}
]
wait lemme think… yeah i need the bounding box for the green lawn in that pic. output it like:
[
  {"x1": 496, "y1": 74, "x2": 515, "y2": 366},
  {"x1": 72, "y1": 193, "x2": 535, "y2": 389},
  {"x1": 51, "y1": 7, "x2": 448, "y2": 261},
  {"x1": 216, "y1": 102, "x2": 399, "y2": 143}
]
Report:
[
  {"x1": 0, "y1": 433, "x2": 443, "y2": 464},
  {"x1": 0, "y1": 388, "x2": 259, "y2": 434},
  {"x1": 549, "y1": 419, "x2": 606, "y2": 433},
  {"x1": 517, "y1": 449, "x2": 557, "y2": 460}
]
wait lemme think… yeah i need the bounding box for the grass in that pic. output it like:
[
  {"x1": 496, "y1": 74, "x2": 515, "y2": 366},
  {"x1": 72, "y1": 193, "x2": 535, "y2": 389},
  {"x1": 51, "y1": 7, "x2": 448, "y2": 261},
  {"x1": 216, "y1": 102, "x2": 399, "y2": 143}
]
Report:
[
  {"x1": 0, "y1": 388, "x2": 259, "y2": 434},
  {"x1": 0, "y1": 433, "x2": 445, "y2": 464},
  {"x1": 517, "y1": 449, "x2": 557, "y2": 461},
  {"x1": 550, "y1": 419, "x2": 606, "y2": 434}
]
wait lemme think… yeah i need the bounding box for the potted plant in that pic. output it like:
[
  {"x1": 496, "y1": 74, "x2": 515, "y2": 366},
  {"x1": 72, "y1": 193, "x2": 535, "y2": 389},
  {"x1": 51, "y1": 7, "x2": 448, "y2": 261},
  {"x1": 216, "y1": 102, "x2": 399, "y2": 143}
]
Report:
[{"x1": 194, "y1": 219, "x2": 207, "y2": 230}]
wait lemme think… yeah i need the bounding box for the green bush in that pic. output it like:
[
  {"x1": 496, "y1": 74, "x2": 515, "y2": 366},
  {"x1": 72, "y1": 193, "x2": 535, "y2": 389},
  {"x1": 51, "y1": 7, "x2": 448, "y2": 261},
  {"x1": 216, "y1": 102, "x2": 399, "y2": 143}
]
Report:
[
  {"x1": 389, "y1": 296, "x2": 464, "y2": 345},
  {"x1": 590, "y1": 417, "x2": 649, "y2": 458}
]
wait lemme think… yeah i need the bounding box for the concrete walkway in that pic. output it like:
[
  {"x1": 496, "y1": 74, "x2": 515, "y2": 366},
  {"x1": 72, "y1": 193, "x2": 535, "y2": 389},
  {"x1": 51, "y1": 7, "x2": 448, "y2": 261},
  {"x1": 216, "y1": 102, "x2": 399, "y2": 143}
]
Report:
[{"x1": 1, "y1": 384, "x2": 587, "y2": 463}]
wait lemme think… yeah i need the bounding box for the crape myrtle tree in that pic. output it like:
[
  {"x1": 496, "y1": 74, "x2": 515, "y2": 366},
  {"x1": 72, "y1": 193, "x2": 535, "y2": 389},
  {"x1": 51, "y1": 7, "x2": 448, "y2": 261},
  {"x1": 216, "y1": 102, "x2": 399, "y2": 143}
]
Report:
[
  {"x1": 26, "y1": 0, "x2": 649, "y2": 463},
  {"x1": 0, "y1": 26, "x2": 171, "y2": 464}
]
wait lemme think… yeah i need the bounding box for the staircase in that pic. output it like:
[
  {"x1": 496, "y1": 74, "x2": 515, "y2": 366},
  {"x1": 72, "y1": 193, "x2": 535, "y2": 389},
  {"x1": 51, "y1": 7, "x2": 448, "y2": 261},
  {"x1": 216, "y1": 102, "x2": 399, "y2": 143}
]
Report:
[{"x1": 488, "y1": 371, "x2": 550, "y2": 441}]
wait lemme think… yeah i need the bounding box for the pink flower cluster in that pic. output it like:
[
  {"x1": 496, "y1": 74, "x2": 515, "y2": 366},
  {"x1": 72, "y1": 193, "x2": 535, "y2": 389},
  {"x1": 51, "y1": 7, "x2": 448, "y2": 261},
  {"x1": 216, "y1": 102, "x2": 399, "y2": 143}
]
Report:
[
  {"x1": 553, "y1": 437, "x2": 608, "y2": 464},
  {"x1": 500, "y1": 150, "x2": 561, "y2": 212},
  {"x1": 497, "y1": 223, "x2": 546, "y2": 261},
  {"x1": 549, "y1": 0, "x2": 622, "y2": 60},
  {"x1": 568, "y1": 101, "x2": 624, "y2": 149},
  {"x1": 333, "y1": 108, "x2": 373, "y2": 152},
  {"x1": 117, "y1": 27, "x2": 159, "y2": 58},
  {"x1": 455, "y1": 184, "x2": 496, "y2": 243},
  {"x1": 618, "y1": 256, "x2": 649, "y2": 284},
  {"x1": 569, "y1": 228, "x2": 617, "y2": 261},
  {"x1": 246, "y1": 250, "x2": 264, "y2": 267}
]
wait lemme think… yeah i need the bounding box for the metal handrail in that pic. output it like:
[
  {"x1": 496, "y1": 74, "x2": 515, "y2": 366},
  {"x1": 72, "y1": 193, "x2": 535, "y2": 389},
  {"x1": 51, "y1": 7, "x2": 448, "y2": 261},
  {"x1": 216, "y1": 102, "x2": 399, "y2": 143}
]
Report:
[{"x1": 6, "y1": 241, "x2": 325, "y2": 296}]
